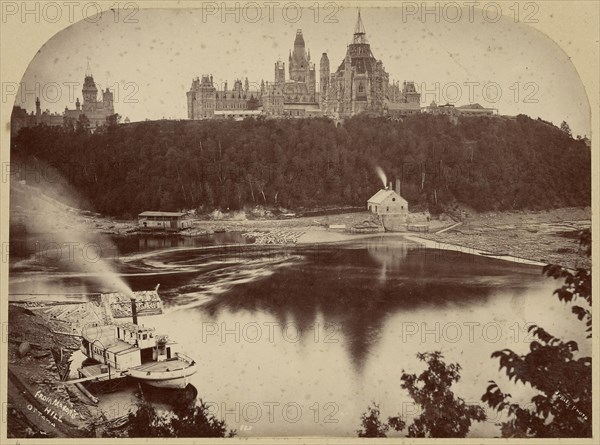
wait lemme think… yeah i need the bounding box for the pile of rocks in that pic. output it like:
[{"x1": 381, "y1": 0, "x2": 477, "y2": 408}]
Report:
[
  {"x1": 351, "y1": 219, "x2": 384, "y2": 234},
  {"x1": 242, "y1": 230, "x2": 305, "y2": 244}
]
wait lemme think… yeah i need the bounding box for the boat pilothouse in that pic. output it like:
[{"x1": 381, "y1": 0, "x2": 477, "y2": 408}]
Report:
[{"x1": 80, "y1": 290, "x2": 197, "y2": 389}]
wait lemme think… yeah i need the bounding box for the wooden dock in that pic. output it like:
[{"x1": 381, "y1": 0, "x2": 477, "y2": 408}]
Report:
[{"x1": 62, "y1": 364, "x2": 127, "y2": 385}]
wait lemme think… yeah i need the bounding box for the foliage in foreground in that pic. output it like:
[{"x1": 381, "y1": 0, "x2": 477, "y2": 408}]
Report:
[
  {"x1": 482, "y1": 229, "x2": 592, "y2": 437},
  {"x1": 357, "y1": 352, "x2": 486, "y2": 438},
  {"x1": 123, "y1": 400, "x2": 236, "y2": 438}
]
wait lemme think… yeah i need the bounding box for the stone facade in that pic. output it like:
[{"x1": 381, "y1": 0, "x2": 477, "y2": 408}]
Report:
[
  {"x1": 320, "y1": 11, "x2": 421, "y2": 118},
  {"x1": 11, "y1": 72, "x2": 115, "y2": 134},
  {"x1": 188, "y1": 11, "x2": 420, "y2": 120},
  {"x1": 186, "y1": 75, "x2": 261, "y2": 120},
  {"x1": 262, "y1": 30, "x2": 321, "y2": 117}
]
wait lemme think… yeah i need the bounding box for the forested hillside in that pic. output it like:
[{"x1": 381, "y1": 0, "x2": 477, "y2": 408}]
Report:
[{"x1": 10, "y1": 114, "x2": 590, "y2": 218}]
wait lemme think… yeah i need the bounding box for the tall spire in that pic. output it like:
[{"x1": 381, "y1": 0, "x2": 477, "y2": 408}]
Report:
[
  {"x1": 85, "y1": 57, "x2": 92, "y2": 77},
  {"x1": 294, "y1": 29, "x2": 305, "y2": 48},
  {"x1": 353, "y1": 8, "x2": 368, "y2": 44}
]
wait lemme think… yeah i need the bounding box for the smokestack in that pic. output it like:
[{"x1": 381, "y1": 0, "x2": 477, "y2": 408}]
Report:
[
  {"x1": 396, "y1": 178, "x2": 401, "y2": 196},
  {"x1": 131, "y1": 297, "x2": 138, "y2": 325},
  {"x1": 388, "y1": 181, "x2": 392, "y2": 190}
]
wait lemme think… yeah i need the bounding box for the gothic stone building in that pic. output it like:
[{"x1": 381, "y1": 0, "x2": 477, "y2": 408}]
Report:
[
  {"x1": 320, "y1": 11, "x2": 420, "y2": 118},
  {"x1": 262, "y1": 29, "x2": 321, "y2": 117},
  {"x1": 11, "y1": 72, "x2": 115, "y2": 134},
  {"x1": 186, "y1": 75, "x2": 262, "y2": 120},
  {"x1": 188, "y1": 29, "x2": 321, "y2": 120},
  {"x1": 187, "y1": 10, "x2": 420, "y2": 120}
]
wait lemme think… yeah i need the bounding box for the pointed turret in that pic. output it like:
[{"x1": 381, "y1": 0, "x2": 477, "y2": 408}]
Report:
[
  {"x1": 289, "y1": 29, "x2": 309, "y2": 82},
  {"x1": 352, "y1": 9, "x2": 368, "y2": 44},
  {"x1": 320, "y1": 53, "x2": 330, "y2": 110},
  {"x1": 82, "y1": 72, "x2": 98, "y2": 112},
  {"x1": 291, "y1": 29, "x2": 307, "y2": 63},
  {"x1": 293, "y1": 29, "x2": 305, "y2": 49}
]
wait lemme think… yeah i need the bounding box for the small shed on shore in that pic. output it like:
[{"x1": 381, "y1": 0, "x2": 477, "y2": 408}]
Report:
[
  {"x1": 138, "y1": 211, "x2": 191, "y2": 231},
  {"x1": 367, "y1": 180, "x2": 408, "y2": 216},
  {"x1": 367, "y1": 179, "x2": 411, "y2": 231}
]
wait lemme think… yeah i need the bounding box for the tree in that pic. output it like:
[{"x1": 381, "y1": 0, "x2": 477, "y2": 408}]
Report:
[
  {"x1": 106, "y1": 113, "x2": 122, "y2": 126},
  {"x1": 124, "y1": 399, "x2": 236, "y2": 438},
  {"x1": 357, "y1": 404, "x2": 390, "y2": 437},
  {"x1": 560, "y1": 121, "x2": 572, "y2": 136},
  {"x1": 125, "y1": 401, "x2": 172, "y2": 437},
  {"x1": 11, "y1": 115, "x2": 591, "y2": 217},
  {"x1": 76, "y1": 114, "x2": 90, "y2": 133},
  {"x1": 482, "y1": 230, "x2": 591, "y2": 438},
  {"x1": 169, "y1": 401, "x2": 237, "y2": 437},
  {"x1": 357, "y1": 352, "x2": 486, "y2": 438}
]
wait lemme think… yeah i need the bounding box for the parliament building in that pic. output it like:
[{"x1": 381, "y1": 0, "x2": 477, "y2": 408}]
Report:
[
  {"x1": 187, "y1": 10, "x2": 421, "y2": 120},
  {"x1": 11, "y1": 70, "x2": 116, "y2": 134}
]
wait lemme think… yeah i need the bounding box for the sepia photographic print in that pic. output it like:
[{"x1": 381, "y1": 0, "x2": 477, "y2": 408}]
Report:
[{"x1": 0, "y1": 1, "x2": 597, "y2": 442}]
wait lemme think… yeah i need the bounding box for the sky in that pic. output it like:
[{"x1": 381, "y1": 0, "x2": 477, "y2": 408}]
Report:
[{"x1": 15, "y1": 5, "x2": 591, "y2": 137}]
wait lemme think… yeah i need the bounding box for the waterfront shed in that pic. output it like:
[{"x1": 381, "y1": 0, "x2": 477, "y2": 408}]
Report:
[
  {"x1": 138, "y1": 211, "x2": 191, "y2": 231},
  {"x1": 367, "y1": 185, "x2": 408, "y2": 216}
]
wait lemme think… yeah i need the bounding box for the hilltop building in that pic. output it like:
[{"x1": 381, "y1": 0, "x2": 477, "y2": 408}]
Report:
[
  {"x1": 424, "y1": 101, "x2": 497, "y2": 116},
  {"x1": 187, "y1": 10, "x2": 420, "y2": 120},
  {"x1": 321, "y1": 11, "x2": 420, "y2": 118},
  {"x1": 11, "y1": 69, "x2": 115, "y2": 134},
  {"x1": 186, "y1": 75, "x2": 262, "y2": 120},
  {"x1": 262, "y1": 29, "x2": 321, "y2": 117}
]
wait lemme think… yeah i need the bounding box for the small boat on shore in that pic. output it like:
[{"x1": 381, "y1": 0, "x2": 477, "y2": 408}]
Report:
[{"x1": 79, "y1": 294, "x2": 197, "y2": 389}]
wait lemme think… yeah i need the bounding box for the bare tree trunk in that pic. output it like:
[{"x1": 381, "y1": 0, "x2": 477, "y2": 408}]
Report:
[
  {"x1": 175, "y1": 164, "x2": 188, "y2": 204},
  {"x1": 247, "y1": 176, "x2": 255, "y2": 202}
]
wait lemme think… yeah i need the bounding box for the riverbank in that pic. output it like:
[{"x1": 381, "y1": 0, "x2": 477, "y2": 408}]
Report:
[
  {"x1": 414, "y1": 207, "x2": 591, "y2": 270},
  {"x1": 11, "y1": 193, "x2": 590, "y2": 268},
  {"x1": 6, "y1": 303, "x2": 116, "y2": 438},
  {"x1": 194, "y1": 207, "x2": 591, "y2": 270}
]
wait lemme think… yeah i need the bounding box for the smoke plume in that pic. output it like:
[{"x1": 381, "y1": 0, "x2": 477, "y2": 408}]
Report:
[
  {"x1": 9, "y1": 157, "x2": 133, "y2": 297},
  {"x1": 375, "y1": 166, "x2": 387, "y2": 188}
]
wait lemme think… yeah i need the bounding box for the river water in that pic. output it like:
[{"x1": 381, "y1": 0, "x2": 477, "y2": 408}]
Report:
[{"x1": 8, "y1": 233, "x2": 588, "y2": 437}]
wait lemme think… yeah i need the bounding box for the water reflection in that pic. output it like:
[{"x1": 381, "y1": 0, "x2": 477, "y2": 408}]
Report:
[
  {"x1": 197, "y1": 237, "x2": 540, "y2": 371},
  {"x1": 11, "y1": 233, "x2": 555, "y2": 436}
]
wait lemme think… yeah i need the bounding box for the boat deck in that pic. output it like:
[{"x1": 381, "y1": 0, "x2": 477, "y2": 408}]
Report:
[
  {"x1": 68, "y1": 363, "x2": 127, "y2": 384},
  {"x1": 133, "y1": 358, "x2": 191, "y2": 373}
]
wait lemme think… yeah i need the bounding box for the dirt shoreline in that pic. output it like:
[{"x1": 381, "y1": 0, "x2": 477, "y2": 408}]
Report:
[
  {"x1": 191, "y1": 207, "x2": 590, "y2": 269},
  {"x1": 415, "y1": 208, "x2": 591, "y2": 270},
  {"x1": 6, "y1": 304, "x2": 114, "y2": 438},
  {"x1": 12, "y1": 204, "x2": 590, "y2": 268}
]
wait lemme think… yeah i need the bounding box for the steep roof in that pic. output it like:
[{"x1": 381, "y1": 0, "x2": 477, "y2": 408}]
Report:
[{"x1": 368, "y1": 189, "x2": 406, "y2": 205}]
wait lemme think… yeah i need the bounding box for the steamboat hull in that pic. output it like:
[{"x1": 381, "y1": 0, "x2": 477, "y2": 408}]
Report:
[{"x1": 127, "y1": 362, "x2": 197, "y2": 389}]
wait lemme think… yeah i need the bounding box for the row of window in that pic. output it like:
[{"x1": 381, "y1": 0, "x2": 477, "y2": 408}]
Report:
[
  {"x1": 369, "y1": 203, "x2": 405, "y2": 212},
  {"x1": 117, "y1": 326, "x2": 154, "y2": 341}
]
